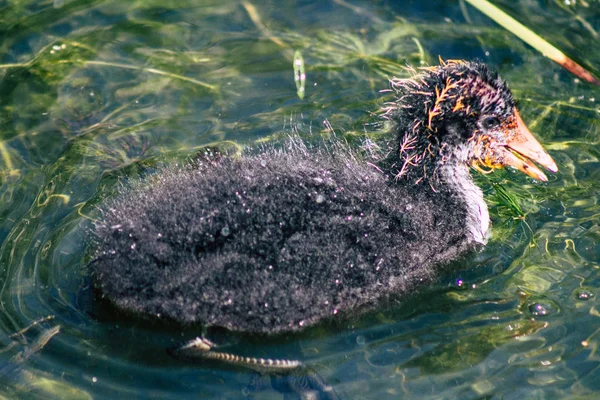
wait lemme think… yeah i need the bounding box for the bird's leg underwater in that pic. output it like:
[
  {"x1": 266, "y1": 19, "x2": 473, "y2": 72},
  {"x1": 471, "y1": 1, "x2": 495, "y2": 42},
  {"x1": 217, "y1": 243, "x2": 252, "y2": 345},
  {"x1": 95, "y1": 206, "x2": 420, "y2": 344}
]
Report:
[
  {"x1": 171, "y1": 336, "x2": 302, "y2": 372},
  {"x1": 171, "y1": 336, "x2": 341, "y2": 400}
]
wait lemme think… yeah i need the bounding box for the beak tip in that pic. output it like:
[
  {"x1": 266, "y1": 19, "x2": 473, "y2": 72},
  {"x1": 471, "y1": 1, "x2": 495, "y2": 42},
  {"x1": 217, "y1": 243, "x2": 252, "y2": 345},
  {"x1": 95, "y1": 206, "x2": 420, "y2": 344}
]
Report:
[
  {"x1": 526, "y1": 168, "x2": 548, "y2": 182},
  {"x1": 538, "y1": 173, "x2": 548, "y2": 182},
  {"x1": 513, "y1": 110, "x2": 558, "y2": 175},
  {"x1": 539, "y1": 151, "x2": 558, "y2": 173}
]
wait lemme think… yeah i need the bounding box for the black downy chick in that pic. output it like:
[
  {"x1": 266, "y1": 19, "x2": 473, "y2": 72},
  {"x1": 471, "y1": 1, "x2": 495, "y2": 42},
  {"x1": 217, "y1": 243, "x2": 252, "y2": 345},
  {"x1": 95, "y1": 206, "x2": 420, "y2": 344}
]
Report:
[{"x1": 90, "y1": 61, "x2": 557, "y2": 336}]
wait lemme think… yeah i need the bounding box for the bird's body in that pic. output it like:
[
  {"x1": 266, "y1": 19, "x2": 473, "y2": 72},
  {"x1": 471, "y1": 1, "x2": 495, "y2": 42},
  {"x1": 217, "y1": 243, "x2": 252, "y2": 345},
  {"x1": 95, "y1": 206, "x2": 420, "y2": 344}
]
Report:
[
  {"x1": 93, "y1": 144, "x2": 476, "y2": 333},
  {"x1": 90, "y1": 61, "x2": 557, "y2": 335}
]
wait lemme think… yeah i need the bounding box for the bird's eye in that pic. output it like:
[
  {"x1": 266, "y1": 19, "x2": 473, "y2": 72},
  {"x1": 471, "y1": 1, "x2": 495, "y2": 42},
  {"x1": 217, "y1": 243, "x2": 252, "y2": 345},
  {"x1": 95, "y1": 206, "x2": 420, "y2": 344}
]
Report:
[{"x1": 481, "y1": 116, "x2": 500, "y2": 130}]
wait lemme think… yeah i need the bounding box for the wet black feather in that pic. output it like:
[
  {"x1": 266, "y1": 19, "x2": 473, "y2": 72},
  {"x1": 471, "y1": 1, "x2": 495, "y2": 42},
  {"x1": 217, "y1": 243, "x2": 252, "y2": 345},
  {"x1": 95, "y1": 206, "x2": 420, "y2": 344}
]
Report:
[{"x1": 90, "y1": 142, "x2": 473, "y2": 333}]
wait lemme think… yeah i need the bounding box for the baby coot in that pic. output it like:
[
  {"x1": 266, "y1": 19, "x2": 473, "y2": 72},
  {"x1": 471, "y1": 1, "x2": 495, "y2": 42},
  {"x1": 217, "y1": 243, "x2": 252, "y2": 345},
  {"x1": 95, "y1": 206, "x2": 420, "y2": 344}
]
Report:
[{"x1": 90, "y1": 61, "x2": 557, "y2": 335}]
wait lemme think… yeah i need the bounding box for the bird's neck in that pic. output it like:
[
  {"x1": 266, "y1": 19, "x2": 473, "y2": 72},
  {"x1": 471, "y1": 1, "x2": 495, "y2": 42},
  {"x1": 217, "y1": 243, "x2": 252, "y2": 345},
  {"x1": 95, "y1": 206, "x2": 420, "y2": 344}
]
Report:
[
  {"x1": 435, "y1": 162, "x2": 489, "y2": 245},
  {"x1": 377, "y1": 135, "x2": 490, "y2": 245}
]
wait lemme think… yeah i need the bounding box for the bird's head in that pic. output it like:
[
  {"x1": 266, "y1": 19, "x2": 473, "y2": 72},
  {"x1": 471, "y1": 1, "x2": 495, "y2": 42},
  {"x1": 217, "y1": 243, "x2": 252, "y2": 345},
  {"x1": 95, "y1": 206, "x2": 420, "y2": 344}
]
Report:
[{"x1": 384, "y1": 60, "x2": 557, "y2": 182}]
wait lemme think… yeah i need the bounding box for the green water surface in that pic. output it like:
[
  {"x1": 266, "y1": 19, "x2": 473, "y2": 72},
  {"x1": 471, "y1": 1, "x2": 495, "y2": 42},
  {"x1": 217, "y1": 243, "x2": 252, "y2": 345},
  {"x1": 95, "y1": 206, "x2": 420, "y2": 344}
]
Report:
[{"x1": 0, "y1": 0, "x2": 599, "y2": 399}]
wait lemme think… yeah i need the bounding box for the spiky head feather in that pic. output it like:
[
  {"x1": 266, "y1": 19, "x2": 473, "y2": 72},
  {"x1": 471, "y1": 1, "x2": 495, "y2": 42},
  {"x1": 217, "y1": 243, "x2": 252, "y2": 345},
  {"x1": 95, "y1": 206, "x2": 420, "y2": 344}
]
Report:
[{"x1": 382, "y1": 60, "x2": 516, "y2": 182}]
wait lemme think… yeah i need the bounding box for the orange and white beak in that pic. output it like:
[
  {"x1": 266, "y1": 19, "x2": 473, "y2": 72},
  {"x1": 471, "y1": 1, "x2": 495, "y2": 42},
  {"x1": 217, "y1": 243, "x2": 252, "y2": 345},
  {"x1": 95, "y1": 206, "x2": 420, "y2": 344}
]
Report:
[
  {"x1": 502, "y1": 111, "x2": 557, "y2": 181},
  {"x1": 475, "y1": 111, "x2": 558, "y2": 181}
]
